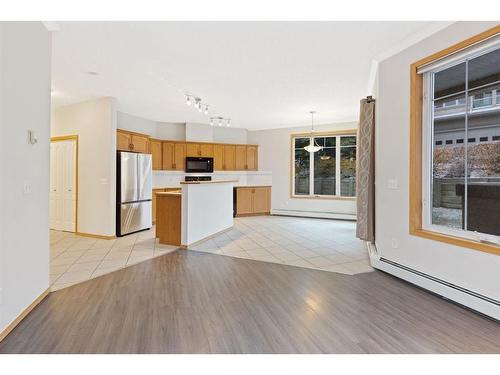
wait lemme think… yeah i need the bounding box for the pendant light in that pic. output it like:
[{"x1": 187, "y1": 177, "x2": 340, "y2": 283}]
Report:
[{"x1": 304, "y1": 111, "x2": 323, "y2": 153}]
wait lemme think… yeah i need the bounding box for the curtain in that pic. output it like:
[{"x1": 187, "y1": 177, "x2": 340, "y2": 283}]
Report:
[{"x1": 356, "y1": 97, "x2": 375, "y2": 242}]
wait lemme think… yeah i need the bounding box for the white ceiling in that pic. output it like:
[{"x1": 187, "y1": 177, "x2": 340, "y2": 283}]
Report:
[{"x1": 51, "y1": 21, "x2": 451, "y2": 130}]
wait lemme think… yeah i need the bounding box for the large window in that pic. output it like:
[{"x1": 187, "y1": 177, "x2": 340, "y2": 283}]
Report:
[
  {"x1": 411, "y1": 27, "x2": 500, "y2": 254},
  {"x1": 292, "y1": 133, "x2": 357, "y2": 198}
]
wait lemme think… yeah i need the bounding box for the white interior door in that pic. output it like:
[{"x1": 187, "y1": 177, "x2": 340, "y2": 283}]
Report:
[{"x1": 50, "y1": 139, "x2": 77, "y2": 232}]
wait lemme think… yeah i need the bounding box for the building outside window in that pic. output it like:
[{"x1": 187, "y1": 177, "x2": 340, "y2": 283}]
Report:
[
  {"x1": 423, "y1": 43, "x2": 500, "y2": 239},
  {"x1": 292, "y1": 133, "x2": 357, "y2": 198}
]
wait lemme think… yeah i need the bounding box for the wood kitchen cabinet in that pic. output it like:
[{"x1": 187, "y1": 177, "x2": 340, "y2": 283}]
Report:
[
  {"x1": 162, "y1": 142, "x2": 185, "y2": 171},
  {"x1": 150, "y1": 139, "x2": 162, "y2": 170},
  {"x1": 235, "y1": 145, "x2": 247, "y2": 170},
  {"x1": 186, "y1": 142, "x2": 215, "y2": 158},
  {"x1": 116, "y1": 130, "x2": 150, "y2": 153},
  {"x1": 246, "y1": 145, "x2": 258, "y2": 171},
  {"x1": 214, "y1": 144, "x2": 224, "y2": 170},
  {"x1": 117, "y1": 128, "x2": 259, "y2": 171},
  {"x1": 153, "y1": 187, "x2": 181, "y2": 224},
  {"x1": 235, "y1": 186, "x2": 271, "y2": 216},
  {"x1": 223, "y1": 145, "x2": 236, "y2": 170}
]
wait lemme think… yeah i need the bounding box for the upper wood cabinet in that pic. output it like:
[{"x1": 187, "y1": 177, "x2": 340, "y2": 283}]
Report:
[
  {"x1": 235, "y1": 145, "x2": 247, "y2": 170},
  {"x1": 116, "y1": 129, "x2": 258, "y2": 171},
  {"x1": 186, "y1": 143, "x2": 200, "y2": 157},
  {"x1": 223, "y1": 145, "x2": 236, "y2": 171},
  {"x1": 186, "y1": 142, "x2": 214, "y2": 158},
  {"x1": 173, "y1": 143, "x2": 186, "y2": 171},
  {"x1": 117, "y1": 131, "x2": 132, "y2": 151},
  {"x1": 162, "y1": 141, "x2": 186, "y2": 171},
  {"x1": 150, "y1": 139, "x2": 162, "y2": 170},
  {"x1": 214, "y1": 144, "x2": 224, "y2": 171},
  {"x1": 246, "y1": 146, "x2": 258, "y2": 171},
  {"x1": 199, "y1": 143, "x2": 214, "y2": 157},
  {"x1": 116, "y1": 130, "x2": 150, "y2": 153}
]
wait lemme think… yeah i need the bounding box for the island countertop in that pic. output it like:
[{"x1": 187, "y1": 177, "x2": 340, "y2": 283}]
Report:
[{"x1": 179, "y1": 180, "x2": 238, "y2": 185}]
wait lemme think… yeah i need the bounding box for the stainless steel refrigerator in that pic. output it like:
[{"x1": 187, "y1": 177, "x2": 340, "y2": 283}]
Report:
[{"x1": 117, "y1": 151, "x2": 152, "y2": 236}]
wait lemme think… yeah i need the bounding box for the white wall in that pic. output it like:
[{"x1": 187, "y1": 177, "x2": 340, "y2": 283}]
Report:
[
  {"x1": 0, "y1": 22, "x2": 51, "y2": 332},
  {"x1": 51, "y1": 97, "x2": 117, "y2": 237},
  {"x1": 186, "y1": 122, "x2": 213, "y2": 142},
  {"x1": 213, "y1": 126, "x2": 247, "y2": 144},
  {"x1": 117, "y1": 111, "x2": 157, "y2": 135},
  {"x1": 156, "y1": 122, "x2": 185, "y2": 140},
  {"x1": 375, "y1": 21, "x2": 500, "y2": 318},
  {"x1": 248, "y1": 123, "x2": 358, "y2": 219}
]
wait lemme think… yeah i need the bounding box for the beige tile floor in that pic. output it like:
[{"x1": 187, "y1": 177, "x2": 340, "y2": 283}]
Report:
[
  {"x1": 50, "y1": 215, "x2": 372, "y2": 291},
  {"x1": 189, "y1": 215, "x2": 374, "y2": 275},
  {"x1": 49, "y1": 227, "x2": 178, "y2": 291}
]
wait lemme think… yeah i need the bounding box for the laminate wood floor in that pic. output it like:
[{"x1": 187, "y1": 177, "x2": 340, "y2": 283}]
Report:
[{"x1": 1, "y1": 250, "x2": 499, "y2": 354}]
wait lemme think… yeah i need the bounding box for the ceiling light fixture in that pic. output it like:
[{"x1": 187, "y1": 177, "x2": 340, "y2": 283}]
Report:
[
  {"x1": 304, "y1": 111, "x2": 323, "y2": 153},
  {"x1": 186, "y1": 95, "x2": 192, "y2": 106},
  {"x1": 204, "y1": 105, "x2": 209, "y2": 115},
  {"x1": 226, "y1": 119, "x2": 231, "y2": 127},
  {"x1": 210, "y1": 118, "x2": 214, "y2": 126}
]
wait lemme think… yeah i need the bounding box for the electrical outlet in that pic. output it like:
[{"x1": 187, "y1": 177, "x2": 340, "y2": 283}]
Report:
[
  {"x1": 391, "y1": 238, "x2": 398, "y2": 249},
  {"x1": 388, "y1": 178, "x2": 399, "y2": 190},
  {"x1": 23, "y1": 181, "x2": 32, "y2": 195}
]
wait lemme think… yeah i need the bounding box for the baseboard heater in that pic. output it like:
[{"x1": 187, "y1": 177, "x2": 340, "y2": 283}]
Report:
[
  {"x1": 272, "y1": 209, "x2": 356, "y2": 221},
  {"x1": 380, "y1": 257, "x2": 500, "y2": 308}
]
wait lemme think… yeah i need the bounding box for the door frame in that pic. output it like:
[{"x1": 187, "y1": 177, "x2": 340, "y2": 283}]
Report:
[{"x1": 50, "y1": 135, "x2": 79, "y2": 233}]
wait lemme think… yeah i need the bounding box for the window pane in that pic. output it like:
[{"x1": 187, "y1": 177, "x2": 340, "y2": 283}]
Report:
[
  {"x1": 295, "y1": 137, "x2": 309, "y2": 149},
  {"x1": 465, "y1": 47, "x2": 500, "y2": 236},
  {"x1": 340, "y1": 136, "x2": 356, "y2": 146},
  {"x1": 314, "y1": 148, "x2": 336, "y2": 195},
  {"x1": 432, "y1": 62, "x2": 466, "y2": 229},
  {"x1": 313, "y1": 137, "x2": 325, "y2": 147},
  {"x1": 340, "y1": 146, "x2": 356, "y2": 196},
  {"x1": 294, "y1": 148, "x2": 310, "y2": 195},
  {"x1": 325, "y1": 137, "x2": 336, "y2": 147}
]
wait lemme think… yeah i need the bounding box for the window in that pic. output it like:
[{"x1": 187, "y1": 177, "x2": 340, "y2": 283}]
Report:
[
  {"x1": 435, "y1": 140, "x2": 443, "y2": 145},
  {"x1": 445, "y1": 140, "x2": 453, "y2": 145},
  {"x1": 412, "y1": 27, "x2": 500, "y2": 255},
  {"x1": 292, "y1": 132, "x2": 357, "y2": 198}
]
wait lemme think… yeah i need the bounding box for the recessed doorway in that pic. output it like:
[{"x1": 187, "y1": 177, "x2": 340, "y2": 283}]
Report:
[{"x1": 50, "y1": 135, "x2": 78, "y2": 233}]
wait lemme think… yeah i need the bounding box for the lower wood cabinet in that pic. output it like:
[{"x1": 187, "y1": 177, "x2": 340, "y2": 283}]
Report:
[
  {"x1": 235, "y1": 186, "x2": 271, "y2": 216},
  {"x1": 153, "y1": 187, "x2": 182, "y2": 223}
]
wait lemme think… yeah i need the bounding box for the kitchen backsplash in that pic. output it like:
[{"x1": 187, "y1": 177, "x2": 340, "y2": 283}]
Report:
[{"x1": 153, "y1": 170, "x2": 272, "y2": 188}]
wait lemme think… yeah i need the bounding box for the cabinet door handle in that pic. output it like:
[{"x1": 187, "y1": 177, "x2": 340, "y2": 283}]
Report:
[
  {"x1": 172, "y1": 163, "x2": 176, "y2": 169},
  {"x1": 130, "y1": 143, "x2": 134, "y2": 150}
]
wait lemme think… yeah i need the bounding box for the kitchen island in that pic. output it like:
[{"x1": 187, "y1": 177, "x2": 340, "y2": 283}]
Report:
[{"x1": 156, "y1": 180, "x2": 236, "y2": 247}]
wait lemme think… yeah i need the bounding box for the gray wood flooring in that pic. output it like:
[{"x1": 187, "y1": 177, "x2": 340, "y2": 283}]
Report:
[{"x1": 0, "y1": 250, "x2": 499, "y2": 353}]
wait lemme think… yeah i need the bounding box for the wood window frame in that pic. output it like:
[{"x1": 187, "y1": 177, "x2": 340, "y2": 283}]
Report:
[
  {"x1": 409, "y1": 25, "x2": 500, "y2": 256},
  {"x1": 290, "y1": 129, "x2": 358, "y2": 201}
]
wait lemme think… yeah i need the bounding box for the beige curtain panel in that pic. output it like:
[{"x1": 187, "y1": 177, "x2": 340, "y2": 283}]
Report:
[{"x1": 356, "y1": 97, "x2": 375, "y2": 242}]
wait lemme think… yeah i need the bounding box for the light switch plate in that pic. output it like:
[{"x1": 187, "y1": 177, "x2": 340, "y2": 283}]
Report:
[
  {"x1": 388, "y1": 178, "x2": 399, "y2": 189},
  {"x1": 23, "y1": 181, "x2": 32, "y2": 195}
]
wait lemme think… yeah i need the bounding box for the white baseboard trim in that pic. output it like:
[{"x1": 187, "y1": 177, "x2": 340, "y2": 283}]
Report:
[
  {"x1": 370, "y1": 253, "x2": 500, "y2": 321},
  {"x1": 271, "y1": 209, "x2": 356, "y2": 221}
]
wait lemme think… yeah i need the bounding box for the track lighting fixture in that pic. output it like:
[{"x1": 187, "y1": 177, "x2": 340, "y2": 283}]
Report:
[
  {"x1": 204, "y1": 105, "x2": 209, "y2": 115},
  {"x1": 209, "y1": 116, "x2": 231, "y2": 127}
]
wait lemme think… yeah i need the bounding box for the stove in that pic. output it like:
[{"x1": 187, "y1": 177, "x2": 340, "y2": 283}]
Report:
[{"x1": 184, "y1": 175, "x2": 212, "y2": 182}]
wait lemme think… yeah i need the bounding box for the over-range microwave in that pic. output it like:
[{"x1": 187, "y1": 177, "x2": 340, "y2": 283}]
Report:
[{"x1": 185, "y1": 157, "x2": 214, "y2": 173}]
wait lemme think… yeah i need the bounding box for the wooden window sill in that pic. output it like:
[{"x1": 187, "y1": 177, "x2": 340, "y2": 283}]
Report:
[{"x1": 410, "y1": 228, "x2": 500, "y2": 256}]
